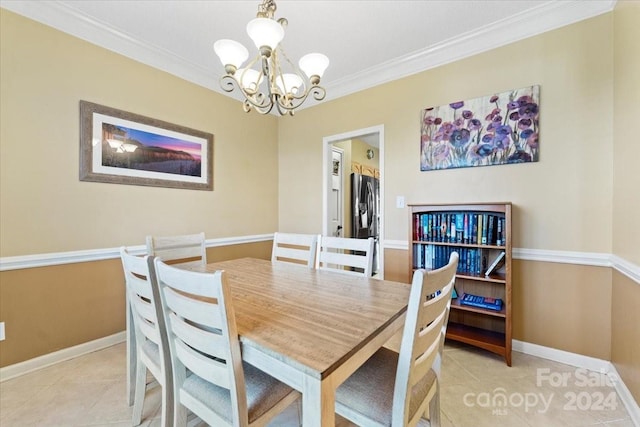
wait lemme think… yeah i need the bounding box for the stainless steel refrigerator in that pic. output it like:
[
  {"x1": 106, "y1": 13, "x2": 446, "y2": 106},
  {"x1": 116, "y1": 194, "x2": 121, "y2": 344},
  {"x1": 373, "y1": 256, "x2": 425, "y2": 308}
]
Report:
[{"x1": 351, "y1": 173, "x2": 379, "y2": 273}]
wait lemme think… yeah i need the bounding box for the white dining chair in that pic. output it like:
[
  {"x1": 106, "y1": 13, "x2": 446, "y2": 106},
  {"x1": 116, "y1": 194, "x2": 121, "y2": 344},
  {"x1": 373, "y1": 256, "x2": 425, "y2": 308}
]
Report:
[
  {"x1": 334, "y1": 252, "x2": 459, "y2": 427},
  {"x1": 152, "y1": 259, "x2": 301, "y2": 427},
  {"x1": 271, "y1": 232, "x2": 319, "y2": 267},
  {"x1": 146, "y1": 232, "x2": 207, "y2": 268},
  {"x1": 316, "y1": 235, "x2": 375, "y2": 277},
  {"x1": 120, "y1": 247, "x2": 172, "y2": 427}
]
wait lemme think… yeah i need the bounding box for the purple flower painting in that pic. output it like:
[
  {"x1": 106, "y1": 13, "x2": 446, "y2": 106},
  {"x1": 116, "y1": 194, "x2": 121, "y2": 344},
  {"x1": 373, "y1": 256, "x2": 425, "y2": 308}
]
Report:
[{"x1": 420, "y1": 85, "x2": 540, "y2": 171}]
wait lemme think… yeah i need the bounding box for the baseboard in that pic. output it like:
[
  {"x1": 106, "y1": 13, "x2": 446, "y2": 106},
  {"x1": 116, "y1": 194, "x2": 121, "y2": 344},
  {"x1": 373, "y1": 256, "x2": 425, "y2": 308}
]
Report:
[
  {"x1": 513, "y1": 339, "x2": 611, "y2": 372},
  {"x1": 514, "y1": 339, "x2": 640, "y2": 426},
  {"x1": 608, "y1": 363, "x2": 640, "y2": 427},
  {"x1": 0, "y1": 331, "x2": 126, "y2": 382}
]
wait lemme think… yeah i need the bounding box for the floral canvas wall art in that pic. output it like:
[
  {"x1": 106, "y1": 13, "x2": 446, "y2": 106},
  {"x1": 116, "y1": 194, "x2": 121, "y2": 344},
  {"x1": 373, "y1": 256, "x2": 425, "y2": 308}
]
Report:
[{"x1": 420, "y1": 85, "x2": 540, "y2": 171}]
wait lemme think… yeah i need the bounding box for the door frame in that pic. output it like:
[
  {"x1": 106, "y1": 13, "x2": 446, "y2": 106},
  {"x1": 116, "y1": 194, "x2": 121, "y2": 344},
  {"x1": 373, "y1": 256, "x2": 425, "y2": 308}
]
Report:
[
  {"x1": 329, "y1": 146, "x2": 345, "y2": 237},
  {"x1": 322, "y1": 125, "x2": 385, "y2": 278}
]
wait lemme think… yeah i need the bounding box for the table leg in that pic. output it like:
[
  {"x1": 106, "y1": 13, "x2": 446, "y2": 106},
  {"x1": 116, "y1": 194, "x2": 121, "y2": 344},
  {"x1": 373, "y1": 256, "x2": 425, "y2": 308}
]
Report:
[{"x1": 302, "y1": 373, "x2": 335, "y2": 427}]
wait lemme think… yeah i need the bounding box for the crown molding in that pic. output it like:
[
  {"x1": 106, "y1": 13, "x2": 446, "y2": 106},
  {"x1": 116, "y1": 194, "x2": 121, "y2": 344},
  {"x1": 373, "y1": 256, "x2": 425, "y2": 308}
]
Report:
[
  {"x1": 0, "y1": 0, "x2": 223, "y2": 94},
  {"x1": 0, "y1": 0, "x2": 616, "y2": 108},
  {"x1": 324, "y1": 0, "x2": 616, "y2": 101}
]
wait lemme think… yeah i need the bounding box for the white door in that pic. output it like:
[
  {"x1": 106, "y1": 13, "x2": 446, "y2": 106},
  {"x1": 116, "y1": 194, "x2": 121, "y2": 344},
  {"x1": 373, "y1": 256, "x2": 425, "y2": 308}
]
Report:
[{"x1": 329, "y1": 147, "x2": 344, "y2": 237}]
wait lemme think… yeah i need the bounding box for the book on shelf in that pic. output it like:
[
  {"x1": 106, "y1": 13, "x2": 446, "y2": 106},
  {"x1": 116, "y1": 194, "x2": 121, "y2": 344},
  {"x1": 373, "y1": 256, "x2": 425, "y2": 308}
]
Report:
[
  {"x1": 460, "y1": 293, "x2": 503, "y2": 311},
  {"x1": 485, "y1": 251, "x2": 506, "y2": 276},
  {"x1": 481, "y1": 214, "x2": 488, "y2": 244}
]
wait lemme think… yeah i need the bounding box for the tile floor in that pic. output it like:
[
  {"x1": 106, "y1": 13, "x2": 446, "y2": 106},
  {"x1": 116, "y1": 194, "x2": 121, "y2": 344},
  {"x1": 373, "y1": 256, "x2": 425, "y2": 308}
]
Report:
[{"x1": 0, "y1": 341, "x2": 635, "y2": 426}]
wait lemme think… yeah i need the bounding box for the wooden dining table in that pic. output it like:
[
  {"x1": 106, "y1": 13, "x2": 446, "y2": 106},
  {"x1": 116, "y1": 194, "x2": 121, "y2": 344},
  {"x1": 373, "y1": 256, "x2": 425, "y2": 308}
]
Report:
[{"x1": 128, "y1": 257, "x2": 411, "y2": 427}]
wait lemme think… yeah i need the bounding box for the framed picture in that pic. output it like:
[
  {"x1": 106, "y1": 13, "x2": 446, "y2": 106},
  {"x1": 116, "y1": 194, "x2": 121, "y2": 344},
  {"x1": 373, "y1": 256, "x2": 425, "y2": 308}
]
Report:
[
  {"x1": 79, "y1": 101, "x2": 213, "y2": 190},
  {"x1": 420, "y1": 85, "x2": 540, "y2": 171}
]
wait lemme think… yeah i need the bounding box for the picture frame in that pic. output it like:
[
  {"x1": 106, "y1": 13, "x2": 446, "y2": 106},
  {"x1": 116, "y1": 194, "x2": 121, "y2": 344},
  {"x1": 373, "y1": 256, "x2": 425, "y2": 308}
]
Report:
[
  {"x1": 79, "y1": 100, "x2": 213, "y2": 190},
  {"x1": 420, "y1": 85, "x2": 539, "y2": 171}
]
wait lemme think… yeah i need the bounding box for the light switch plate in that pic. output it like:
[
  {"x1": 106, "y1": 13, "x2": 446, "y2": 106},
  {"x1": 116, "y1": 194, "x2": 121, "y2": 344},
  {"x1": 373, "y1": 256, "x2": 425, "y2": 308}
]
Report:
[
  {"x1": 396, "y1": 196, "x2": 405, "y2": 209},
  {"x1": 0, "y1": 322, "x2": 5, "y2": 341}
]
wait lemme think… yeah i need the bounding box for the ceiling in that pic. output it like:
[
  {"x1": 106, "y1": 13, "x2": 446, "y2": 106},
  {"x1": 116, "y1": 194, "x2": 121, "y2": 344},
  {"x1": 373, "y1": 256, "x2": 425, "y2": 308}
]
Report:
[{"x1": 1, "y1": 0, "x2": 615, "y2": 110}]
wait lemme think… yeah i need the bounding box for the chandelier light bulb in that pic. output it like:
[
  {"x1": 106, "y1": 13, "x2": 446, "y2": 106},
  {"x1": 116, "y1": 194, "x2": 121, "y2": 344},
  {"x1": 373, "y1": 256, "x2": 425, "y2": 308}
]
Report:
[
  {"x1": 214, "y1": 39, "x2": 249, "y2": 71},
  {"x1": 235, "y1": 68, "x2": 263, "y2": 92},
  {"x1": 298, "y1": 53, "x2": 330, "y2": 79},
  {"x1": 246, "y1": 18, "x2": 285, "y2": 52},
  {"x1": 275, "y1": 73, "x2": 304, "y2": 96}
]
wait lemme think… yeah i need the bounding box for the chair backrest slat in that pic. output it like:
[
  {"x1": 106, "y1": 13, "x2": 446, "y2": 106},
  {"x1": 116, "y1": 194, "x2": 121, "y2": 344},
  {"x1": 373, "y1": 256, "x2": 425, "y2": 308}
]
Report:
[
  {"x1": 166, "y1": 306, "x2": 229, "y2": 361},
  {"x1": 128, "y1": 274, "x2": 153, "y2": 300},
  {"x1": 146, "y1": 232, "x2": 207, "y2": 266},
  {"x1": 271, "y1": 232, "x2": 319, "y2": 267},
  {"x1": 316, "y1": 236, "x2": 375, "y2": 277},
  {"x1": 163, "y1": 287, "x2": 223, "y2": 328},
  {"x1": 136, "y1": 315, "x2": 161, "y2": 345},
  {"x1": 173, "y1": 338, "x2": 232, "y2": 389}
]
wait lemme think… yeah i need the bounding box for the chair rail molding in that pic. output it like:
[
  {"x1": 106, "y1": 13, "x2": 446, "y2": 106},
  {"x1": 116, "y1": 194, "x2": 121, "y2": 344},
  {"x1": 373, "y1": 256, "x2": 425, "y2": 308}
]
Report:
[
  {"x1": 2, "y1": 237, "x2": 639, "y2": 286},
  {"x1": 382, "y1": 240, "x2": 639, "y2": 285},
  {"x1": 0, "y1": 234, "x2": 273, "y2": 271}
]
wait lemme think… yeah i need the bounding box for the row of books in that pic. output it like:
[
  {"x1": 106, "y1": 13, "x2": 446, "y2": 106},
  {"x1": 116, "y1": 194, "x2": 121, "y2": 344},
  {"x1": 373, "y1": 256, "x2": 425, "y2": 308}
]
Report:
[
  {"x1": 413, "y1": 245, "x2": 485, "y2": 276},
  {"x1": 413, "y1": 245, "x2": 506, "y2": 277},
  {"x1": 413, "y1": 212, "x2": 506, "y2": 246},
  {"x1": 460, "y1": 293, "x2": 503, "y2": 311}
]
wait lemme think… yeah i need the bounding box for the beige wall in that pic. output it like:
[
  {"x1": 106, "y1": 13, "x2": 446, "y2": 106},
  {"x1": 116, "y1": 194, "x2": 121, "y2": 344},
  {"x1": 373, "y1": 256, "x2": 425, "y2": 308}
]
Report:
[
  {"x1": 611, "y1": 271, "x2": 640, "y2": 403},
  {"x1": 612, "y1": 1, "x2": 640, "y2": 403},
  {"x1": 0, "y1": 9, "x2": 278, "y2": 366},
  {"x1": 0, "y1": 10, "x2": 279, "y2": 257},
  {"x1": 613, "y1": 1, "x2": 640, "y2": 266},
  {"x1": 277, "y1": 11, "x2": 633, "y2": 372},
  {"x1": 279, "y1": 14, "x2": 614, "y2": 252},
  {"x1": 513, "y1": 261, "x2": 612, "y2": 360},
  {"x1": 351, "y1": 138, "x2": 379, "y2": 170}
]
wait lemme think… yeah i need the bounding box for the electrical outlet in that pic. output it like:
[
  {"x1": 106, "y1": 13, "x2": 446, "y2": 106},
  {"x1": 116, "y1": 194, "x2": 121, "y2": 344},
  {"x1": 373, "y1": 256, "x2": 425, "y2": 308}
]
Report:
[{"x1": 0, "y1": 322, "x2": 5, "y2": 341}]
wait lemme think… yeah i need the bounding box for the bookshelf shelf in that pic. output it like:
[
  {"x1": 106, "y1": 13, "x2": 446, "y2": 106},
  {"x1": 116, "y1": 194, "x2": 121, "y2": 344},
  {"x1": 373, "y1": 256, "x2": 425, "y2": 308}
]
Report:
[
  {"x1": 409, "y1": 202, "x2": 512, "y2": 366},
  {"x1": 446, "y1": 322, "x2": 507, "y2": 357},
  {"x1": 450, "y1": 299, "x2": 506, "y2": 318}
]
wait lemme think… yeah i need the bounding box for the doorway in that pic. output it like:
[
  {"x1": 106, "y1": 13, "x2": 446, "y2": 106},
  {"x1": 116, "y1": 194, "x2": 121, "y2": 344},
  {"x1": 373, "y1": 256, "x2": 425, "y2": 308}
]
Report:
[{"x1": 322, "y1": 125, "x2": 384, "y2": 277}]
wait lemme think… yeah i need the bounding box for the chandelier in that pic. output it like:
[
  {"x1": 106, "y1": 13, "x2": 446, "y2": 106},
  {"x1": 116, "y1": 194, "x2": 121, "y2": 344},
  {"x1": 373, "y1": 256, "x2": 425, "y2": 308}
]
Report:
[{"x1": 213, "y1": 0, "x2": 329, "y2": 116}]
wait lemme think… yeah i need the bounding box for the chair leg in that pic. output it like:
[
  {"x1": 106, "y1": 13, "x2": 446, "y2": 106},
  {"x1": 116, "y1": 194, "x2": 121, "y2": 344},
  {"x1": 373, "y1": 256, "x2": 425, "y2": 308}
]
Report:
[
  {"x1": 126, "y1": 302, "x2": 136, "y2": 406},
  {"x1": 427, "y1": 385, "x2": 441, "y2": 427},
  {"x1": 131, "y1": 361, "x2": 147, "y2": 426},
  {"x1": 160, "y1": 383, "x2": 173, "y2": 427},
  {"x1": 173, "y1": 401, "x2": 189, "y2": 427}
]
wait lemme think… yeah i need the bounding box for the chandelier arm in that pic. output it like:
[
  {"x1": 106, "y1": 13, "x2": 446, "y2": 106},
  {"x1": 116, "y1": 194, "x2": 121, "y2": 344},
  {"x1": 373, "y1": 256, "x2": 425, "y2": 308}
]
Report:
[
  {"x1": 309, "y1": 85, "x2": 327, "y2": 102},
  {"x1": 271, "y1": 83, "x2": 324, "y2": 115},
  {"x1": 221, "y1": 74, "x2": 276, "y2": 114},
  {"x1": 219, "y1": 75, "x2": 238, "y2": 93}
]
